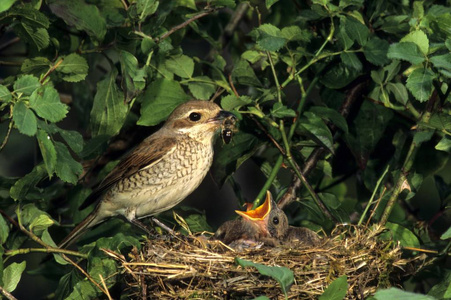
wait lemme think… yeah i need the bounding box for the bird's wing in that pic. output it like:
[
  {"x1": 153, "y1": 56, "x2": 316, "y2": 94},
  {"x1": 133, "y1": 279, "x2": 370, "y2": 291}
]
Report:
[{"x1": 80, "y1": 136, "x2": 178, "y2": 209}]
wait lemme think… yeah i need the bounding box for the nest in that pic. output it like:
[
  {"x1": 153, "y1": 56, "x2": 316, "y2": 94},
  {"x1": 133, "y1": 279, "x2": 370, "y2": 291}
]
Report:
[{"x1": 111, "y1": 225, "x2": 428, "y2": 299}]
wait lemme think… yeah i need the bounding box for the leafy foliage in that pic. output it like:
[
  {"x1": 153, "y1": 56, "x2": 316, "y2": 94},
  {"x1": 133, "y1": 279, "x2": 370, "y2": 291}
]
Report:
[{"x1": 0, "y1": 0, "x2": 451, "y2": 298}]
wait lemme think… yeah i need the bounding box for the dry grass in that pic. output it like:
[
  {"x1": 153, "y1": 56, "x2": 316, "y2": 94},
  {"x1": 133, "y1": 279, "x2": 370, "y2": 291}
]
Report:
[{"x1": 110, "y1": 224, "x2": 428, "y2": 299}]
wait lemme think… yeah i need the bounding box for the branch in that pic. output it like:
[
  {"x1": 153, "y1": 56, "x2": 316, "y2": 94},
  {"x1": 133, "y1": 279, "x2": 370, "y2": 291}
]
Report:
[
  {"x1": 0, "y1": 115, "x2": 13, "y2": 152},
  {"x1": 0, "y1": 286, "x2": 17, "y2": 300},
  {"x1": 379, "y1": 90, "x2": 437, "y2": 226},
  {"x1": 278, "y1": 80, "x2": 368, "y2": 209},
  {"x1": 157, "y1": 8, "x2": 217, "y2": 42}
]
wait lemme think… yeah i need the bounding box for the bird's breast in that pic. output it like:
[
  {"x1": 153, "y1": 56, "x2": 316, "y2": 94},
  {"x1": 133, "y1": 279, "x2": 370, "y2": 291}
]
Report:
[{"x1": 106, "y1": 138, "x2": 214, "y2": 219}]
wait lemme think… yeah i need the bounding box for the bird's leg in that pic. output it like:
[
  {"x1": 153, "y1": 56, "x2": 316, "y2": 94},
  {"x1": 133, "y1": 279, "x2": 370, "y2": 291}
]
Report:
[
  {"x1": 151, "y1": 217, "x2": 176, "y2": 236},
  {"x1": 131, "y1": 219, "x2": 154, "y2": 236}
]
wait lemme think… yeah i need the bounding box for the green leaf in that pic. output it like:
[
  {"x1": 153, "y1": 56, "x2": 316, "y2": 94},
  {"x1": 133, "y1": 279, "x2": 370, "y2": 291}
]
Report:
[
  {"x1": 401, "y1": 30, "x2": 429, "y2": 55},
  {"x1": 136, "y1": 0, "x2": 159, "y2": 21},
  {"x1": 12, "y1": 101, "x2": 37, "y2": 136},
  {"x1": 9, "y1": 6, "x2": 50, "y2": 28},
  {"x1": 13, "y1": 75, "x2": 40, "y2": 96},
  {"x1": 441, "y1": 226, "x2": 451, "y2": 240},
  {"x1": 13, "y1": 22, "x2": 49, "y2": 51},
  {"x1": 299, "y1": 111, "x2": 334, "y2": 153},
  {"x1": 119, "y1": 51, "x2": 147, "y2": 97},
  {"x1": 184, "y1": 214, "x2": 213, "y2": 232},
  {"x1": 0, "y1": 0, "x2": 16, "y2": 13},
  {"x1": 344, "y1": 101, "x2": 393, "y2": 166},
  {"x1": 0, "y1": 85, "x2": 12, "y2": 103},
  {"x1": 255, "y1": 23, "x2": 287, "y2": 52},
  {"x1": 54, "y1": 141, "x2": 83, "y2": 184},
  {"x1": 374, "y1": 287, "x2": 436, "y2": 300},
  {"x1": 242, "y1": 50, "x2": 264, "y2": 65},
  {"x1": 36, "y1": 129, "x2": 57, "y2": 177},
  {"x1": 235, "y1": 258, "x2": 294, "y2": 296},
  {"x1": 48, "y1": 0, "x2": 107, "y2": 44},
  {"x1": 406, "y1": 68, "x2": 435, "y2": 102},
  {"x1": 41, "y1": 230, "x2": 68, "y2": 265},
  {"x1": 384, "y1": 60, "x2": 401, "y2": 82},
  {"x1": 387, "y1": 42, "x2": 425, "y2": 65},
  {"x1": 383, "y1": 222, "x2": 420, "y2": 248},
  {"x1": 340, "y1": 52, "x2": 362, "y2": 71},
  {"x1": 21, "y1": 57, "x2": 51, "y2": 75},
  {"x1": 0, "y1": 215, "x2": 10, "y2": 244},
  {"x1": 271, "y1": 102, "x2": 296, "y2": 118},
  {"x1": 212, "y1": 131, "x2": 260, "y2": 186},
  {"x1": 309, "y1": 106, "x2": 348, "y2": 133},
  {"x1": 436, "y1": 136, "x2": 451, "y2": 153},
  {"x1": 320, "y1": 63, "x2": 360, "y2": 89},
  {"x1": 66, "y1": 279, "x2": 98, "y2": 300},
  {"x1": 90, "y1": 69, "x2": 128, "y2": 137},
  {"x1": 363, "y1": 36, "x2": 390, "y2": 66},
  {"x1": 29, "y1": 85, "x2": 68, "y2": 122},
  {"x1": 165, "y1": 54, "x2": 194, "y2": 79},
  {"x1": 2, "y1": 261, "x2": 26, "y2": 293},
  {"x1": 281, "y1": 25, "x2": 310, "y2": 42},
  {"x1": 231, "y1": 59, "x2": 262, "y2": 87},
  {"x1": 58, "y1": 129, "x2": 84, "y2": 154},
  {"x1": 430, "y1": 54, "x2": 451, "y2": 72},
  {"x1": 188, "y1": 76, "x2": 216, "y2": 100},
  {"x1": 266, "y1": 0, "x2": 279, "y2": 9},
  {"x1": 138, "y1": 78, "x2": 189, "y2": 126},
  {"x1": 344, "y1": 16, "x2": 369, "y2": 46},
  {"x1": 319, "y1": 275, "x2": 348, "y2": 300},
  {"x1": 221, "y1": 94, "x2": 252, "y2": 110},
  {"x1": 10, "y1": 164, "x2": 47, "y2": 201},
  {"x1": 87, "y1": 257, "x2": 117, "y2": 287},
  {"x1": 386, "y1": 82, "x2": 408, "y2": 105},
  {"x1": 57, "y1": 54, "x2": 89, "y2": 82}
]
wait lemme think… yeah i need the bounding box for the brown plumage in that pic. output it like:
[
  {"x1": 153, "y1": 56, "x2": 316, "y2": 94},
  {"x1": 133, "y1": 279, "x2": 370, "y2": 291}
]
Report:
[{"x1": 59, "y1": 100, "x2": 236, "y2": 248}]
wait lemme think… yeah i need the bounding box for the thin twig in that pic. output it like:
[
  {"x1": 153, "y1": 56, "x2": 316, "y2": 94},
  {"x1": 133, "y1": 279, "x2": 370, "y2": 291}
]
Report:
[
  {"x1": 0, "y1": 286, "x2": 17, "y2": 300},
  {"x1": 0, "y1": 37, "x2": 20, "y2": 52},
  {"x1": 278, "y1": 80, "x2": 367, "y2": 209},
  {"x1": 62, "y1": 254, "x2": 108, "y2": 295},
  {"x1": 158, "y1": 8, "x2": 216, "y2": 42},
  {"x1": 0, "y1": 117, "x2": 14, "y2": 152},
  {"x1": 99, "y1": 274, "x2": 113, "y2": 300}
]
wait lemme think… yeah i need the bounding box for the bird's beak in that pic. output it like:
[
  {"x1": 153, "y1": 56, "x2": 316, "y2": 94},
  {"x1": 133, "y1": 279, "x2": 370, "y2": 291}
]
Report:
[
  {"x1": 209, "y1": 110, "x2": 237, "y2": 123},
  {"x1": 235, "y1": 191, "x2": 273, "y2": 235},
  {"x1": 235, "y1": 191, "x2": 272, "y2": 221}
]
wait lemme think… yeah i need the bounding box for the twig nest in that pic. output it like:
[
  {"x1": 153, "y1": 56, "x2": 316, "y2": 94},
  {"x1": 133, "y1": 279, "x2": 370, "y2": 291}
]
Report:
[{"x1": 116, "y1": 225, "x2": 428, "y2": 299}]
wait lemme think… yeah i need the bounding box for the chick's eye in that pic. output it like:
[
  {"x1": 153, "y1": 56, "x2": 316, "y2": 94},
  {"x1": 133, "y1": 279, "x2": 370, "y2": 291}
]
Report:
[
  {"x1": 273, "y1": 216, "x2": 279, "y2": 225},
  {"x1": 189, "y1": 112, "x2": 202, "y2": 122}
]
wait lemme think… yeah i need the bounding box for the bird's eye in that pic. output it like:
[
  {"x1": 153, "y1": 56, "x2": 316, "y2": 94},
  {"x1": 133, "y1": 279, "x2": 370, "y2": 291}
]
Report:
[
  {"x1": 189, "y1": 112, "x2": 201, "y2": 122},
  {"x1": 273, "y1": 216, "x2": 279, "y2": 225}
]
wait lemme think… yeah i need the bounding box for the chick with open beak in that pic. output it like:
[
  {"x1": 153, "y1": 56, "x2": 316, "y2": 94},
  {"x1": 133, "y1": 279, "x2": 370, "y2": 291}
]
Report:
[{"x1": 215, "y1": 191, "x2": 321, "y2": 247}]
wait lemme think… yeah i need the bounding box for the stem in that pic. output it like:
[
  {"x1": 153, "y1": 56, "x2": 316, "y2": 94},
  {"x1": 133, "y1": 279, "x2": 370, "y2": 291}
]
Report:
[
  {"x1": 158, "y1": 8, "x2": 216, "y2": 42},
  {"x1": 0, "y1": 286, "x2": 17, "y2": 300},
  {"x1": 380, "y1": 108, "x2": 434, "y2": 226},
  {"x1": 358, "y1": 164, "x2": 390, "y2": 226},
  {"x1": 0, "y1": 111, "x2": 13, "y2": 152},
  {"x1": 280, "y1": 19, "x2": 336, "y2": 89},
  {"x1": 266, "y1": 52, "x2": 282, "y2": 103},
  {"x1": 4, "y1": 247, "x2": 88, "y2": 259},
  {"x1": 253, "y1": 155, "x2": 284, "y2": 208},
  {"x1": 14, "y1": 206, "x2": 88, "y2": 259}
]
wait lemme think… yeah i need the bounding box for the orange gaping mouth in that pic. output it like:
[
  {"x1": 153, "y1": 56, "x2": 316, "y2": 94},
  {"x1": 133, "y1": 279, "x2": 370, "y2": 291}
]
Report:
[{"x1": 235, "y1": 191, "x2": 272, "y2": 221}]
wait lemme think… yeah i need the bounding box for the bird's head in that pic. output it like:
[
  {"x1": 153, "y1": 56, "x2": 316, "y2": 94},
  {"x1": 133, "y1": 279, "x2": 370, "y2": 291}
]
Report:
[
  {"x1": 235, "y1": 191, "x2": 288, "y2": 239},
  {"x1": 164, "y1": 100, "x2": 236, "y2": 143}
]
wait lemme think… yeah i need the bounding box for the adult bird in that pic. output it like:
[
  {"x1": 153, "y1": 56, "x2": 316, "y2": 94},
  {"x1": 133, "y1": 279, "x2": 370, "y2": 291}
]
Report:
[{"x1": 59, "y1": 100, "x2": 236, "y2": 248}]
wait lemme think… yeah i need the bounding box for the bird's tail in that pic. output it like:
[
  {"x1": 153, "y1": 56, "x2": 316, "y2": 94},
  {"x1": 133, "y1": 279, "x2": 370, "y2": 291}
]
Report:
[{"x1": 58, "y1": 206, "x2": 101, "y2": 249}]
